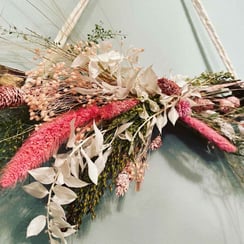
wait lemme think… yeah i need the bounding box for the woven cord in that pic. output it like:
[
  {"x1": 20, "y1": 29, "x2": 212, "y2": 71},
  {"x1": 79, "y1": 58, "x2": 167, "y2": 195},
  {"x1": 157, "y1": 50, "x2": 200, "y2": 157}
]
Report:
[{"x1": 192, "y1": 0, "x2": 238, "y2": 78}]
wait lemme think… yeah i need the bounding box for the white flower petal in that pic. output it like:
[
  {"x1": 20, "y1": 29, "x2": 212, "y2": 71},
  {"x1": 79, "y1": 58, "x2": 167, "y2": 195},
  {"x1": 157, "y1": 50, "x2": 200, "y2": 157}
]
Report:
[
  {"x1": 28, "y1": 167, "x2": 56, "y2": 185},
  {"x1": 23, "y1": 182, "x2": 48, "y2": 199},
  {"x1": 52, "y1": 185, "x2": 77, "y2": 205},
  {"x1": 168, "y1": 106, "x2": 179, "y2": 125},
  {"x1": 26, "y1": 215, "x2": 46, "y2": 237}
]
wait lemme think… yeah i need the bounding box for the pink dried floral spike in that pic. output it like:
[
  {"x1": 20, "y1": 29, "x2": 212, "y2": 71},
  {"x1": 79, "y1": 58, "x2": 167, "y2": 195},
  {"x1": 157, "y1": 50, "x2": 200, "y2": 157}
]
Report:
[
  {"x1": 157, "y1": 77, "x2": 181, "y2": 96},
  {"x1": 0, "y1": 98, "x2": 139, "y2": 188},
  {"x1": 115, "y1": 172, "x2": 130, "y2": 197},
  {"x1": 181, "y1": 116, "x2": 237, "y2": 153},
  {"x1": 175, "y1": 97, "x2": 237, "y2": 153}
]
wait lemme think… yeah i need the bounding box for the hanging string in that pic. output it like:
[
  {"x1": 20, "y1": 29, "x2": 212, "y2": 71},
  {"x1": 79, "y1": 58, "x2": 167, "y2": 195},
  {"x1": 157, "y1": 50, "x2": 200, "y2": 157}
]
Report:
[
  {"x1": 54, "y1": 0, "x2": 90, "y2": 47},
  {"x1": 192, "y1": 0, "x2": 238, "y2": 79}
]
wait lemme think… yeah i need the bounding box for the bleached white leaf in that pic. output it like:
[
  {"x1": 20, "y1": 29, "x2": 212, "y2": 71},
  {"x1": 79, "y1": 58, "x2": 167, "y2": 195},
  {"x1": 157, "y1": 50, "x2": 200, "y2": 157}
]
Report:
[
  {"x1": 89, "y1": 60, "x2": 100, "y2": 78},
  {"x1": 54, "y1": 153, "x2": 67, "y2": 167},
  {"x1": 64, "y1": 176, "x2": 89, "y2": 188},
  {"x1": 95, "y1": 148, "x2": 112, "y2": 175},
  {"x1": 114, "y1": 87, "x2": 129, "y2": 99},
  {"x1": 23, "y1": 182, "x2": 48, "y2": 199},
  {"x1": 52, "y1": 185, "x2": 77, "y2": 205},
  {"x1": 74, "y1": 87, "x2": 97, "y2": 95},
  {"x1": 69, "y1": 157, "x2": 80, "y2": 178},
  {"x1": 168, "y1": 106, "x2": 179, "y2": 125},
  {"x1": 50, "y1": 217, "x2": 71, "y2": 229},
  {"x1": 71, "y1": 54, "x2": 89, "y2": 68},
  {"x1": 59, "y1": 160, "x2": 70, "y2": 178},
  {"x1": 181, "y1": 84, "x2": 190, "y2": 94},
  {"x1": 49, "y1": 201, "x2": 65, "y2": 218},
  {"x1": 50, "y1": 237, "x2": 60, "y2": 244},
  {"x1": 93, "y1": 121, "x2": 103, "y2": 153},
  {"x1": 118, "y1": 133, "x2": 127, "y2": 140},
  {"x1": 125, "y1": 130, "x2": 133, "y2": 141},
  {"x1": 67, "y1": 118, "x2": 76, "y2": 148},
  {"x1": 156, "y1": 114, "x2": 168, "y2": 131},
  {"x1": 63, "y1": 227, "x2": 77, "y2": 237},
  {"x1": 148, "y1": 99, "x2": 160, "y2": 112},
  {"x1": 28, "y1": 167, "x2": 56, "y2": 184},
  {"x1": 50, "y1": 224, "x2": 66, "y2": 244},
  {"x1": 126, "y1": 47, "x2": 144, "y2": 65},
  {"x1": 87, "y1": 159, "x2": 98, "y2": 185},
  {"x1": 115, "y1": 122, "x2": 133, "y2": 136},
  {"x1": 189, "y1": 91, "x2": 202, "y2": 98},
  {"x1": 139, "y1": 66, "x2": 159, "y2": 94},
  {"x1": 139, "y1": 105, "x2": 149, "y2": 119},
  {"x1": 140, "y1": 131, "x2": 148, "y2": 145},
  {"x1": 80, "y1": 147, "x2": 98, "y2": 185},
  {"x1": 56, "y1": 172, "x2": 64, "y2": 185},
  {"x1": 79, "y1": 155, "x2": 86, "y2": 172},
  {"x1": 26, "y1": 215, "x2": 46, "y2": 237},
  {"x1": 99, "y1": 41, "x2": 113, "y2": 52}
]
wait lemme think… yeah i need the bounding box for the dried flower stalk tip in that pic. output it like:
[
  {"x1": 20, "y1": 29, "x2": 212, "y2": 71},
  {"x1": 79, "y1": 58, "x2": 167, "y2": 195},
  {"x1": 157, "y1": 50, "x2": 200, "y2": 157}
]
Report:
[{"x1": 157, "y1": 77, "x2": 181, "y2": 96}]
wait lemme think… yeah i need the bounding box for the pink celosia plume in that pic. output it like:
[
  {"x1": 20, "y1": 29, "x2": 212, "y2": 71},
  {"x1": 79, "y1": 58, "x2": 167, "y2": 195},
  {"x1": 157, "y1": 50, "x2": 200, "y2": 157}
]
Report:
[
  {"x1": 0, "y1": 98, "x2": 139, "y2": 188},
  {"x1": 181, "y1": 116, "x2": 237, "y2": 153}
]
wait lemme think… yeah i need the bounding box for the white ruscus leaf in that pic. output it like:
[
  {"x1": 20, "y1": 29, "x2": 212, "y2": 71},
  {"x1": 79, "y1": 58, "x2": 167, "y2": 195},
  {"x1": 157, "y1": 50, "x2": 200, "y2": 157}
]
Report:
[
  {"x1": 80, "y1": 147, "x2": 98, "y2": 185},
  {"x1": 67, "y1": 118, "x2": 76, "y2": 148},
  {"x1": 52, "y1": 185, "x2": 77, "y2": 205},
  {"x1": 49, "y1": 224, "x2": 66, "y2": 244},
  {"x1": 115, "y1": 122, "x2": 133, "y2": 136},
  {"x1": 64, "y1": 176, "x2": 89, "y2": 188},
  {"x1": 93, "y1": 120, "x2": 104, "y2": 153},
  {"x1": 23, "y1": 182, "x2": 48, "y2": 199},
  {"x1": 28, "y1": 167, "x2": 56, "y2": 184},
  {"x1": 26, "y1": 215, "x2": 46, "y2": 237},
  {"x1": 168, "y1": 106, "x2": 179, "y2": 125},
  {"x1": 155, "y1": 114, "x2": 167, "y2": 132},
  {"x1": 49, "y1": 201, "x2": 65, "y2": 218}
]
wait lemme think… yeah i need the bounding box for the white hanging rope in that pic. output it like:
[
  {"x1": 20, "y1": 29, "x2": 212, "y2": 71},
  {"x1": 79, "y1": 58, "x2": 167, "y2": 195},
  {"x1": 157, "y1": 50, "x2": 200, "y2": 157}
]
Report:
[
  {"x1": 192, "y1": 0, "x2": 238, "y2": 78},
  {"x1": 54, "y1": 0, "x2": 90, "y2": 47}
]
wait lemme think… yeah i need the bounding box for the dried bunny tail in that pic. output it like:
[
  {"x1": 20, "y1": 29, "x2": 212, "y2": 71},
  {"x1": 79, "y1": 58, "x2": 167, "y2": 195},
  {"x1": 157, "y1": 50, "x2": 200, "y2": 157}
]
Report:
[
  {"x1": 181, "y1": 116, "x2": 237, "y2": 153},
  {"x1": 99, "y1": 98, "x2": 139, "y2": 120},
  {"x1": 0, "y1": 98, "x2": 139, "y2": 188}
]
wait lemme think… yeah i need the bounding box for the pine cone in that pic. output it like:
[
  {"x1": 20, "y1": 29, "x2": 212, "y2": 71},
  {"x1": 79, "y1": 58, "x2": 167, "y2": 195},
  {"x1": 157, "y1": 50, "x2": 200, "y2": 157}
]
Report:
[
  {"x1": 0, "y1": 86, "x2": 25, "y2": 109},
  {"x1": 157, "y1": 77, "x2": 181, "y2": 96}
]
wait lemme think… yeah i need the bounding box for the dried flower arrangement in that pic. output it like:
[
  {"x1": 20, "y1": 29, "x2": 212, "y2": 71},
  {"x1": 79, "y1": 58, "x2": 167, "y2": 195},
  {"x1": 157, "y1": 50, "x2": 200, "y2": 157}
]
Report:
[{"x1": 0, "y1": 25, "x2": 243, "y2": 243}]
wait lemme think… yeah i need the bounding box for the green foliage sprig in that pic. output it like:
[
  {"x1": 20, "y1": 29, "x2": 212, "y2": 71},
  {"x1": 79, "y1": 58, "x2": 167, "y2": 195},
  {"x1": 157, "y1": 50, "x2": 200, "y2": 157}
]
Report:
[{"x1": 87, "y1": 23, "x2": 126, "y2": 44}]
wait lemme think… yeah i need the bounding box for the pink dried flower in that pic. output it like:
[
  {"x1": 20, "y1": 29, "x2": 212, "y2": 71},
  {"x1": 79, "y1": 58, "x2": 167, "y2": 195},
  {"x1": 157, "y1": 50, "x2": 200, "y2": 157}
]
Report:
[
  {"x1": 181, "y1": 116, "x2": 237, "y2": 153},
  {"x1": 0, "y1": 98, "x2": 139, "y2": 188},
  {"x1": 115, "y1": 172, "x2": 130, "y2": 197},
  {"x1": 0, "y1": 105, "x2": 99, "y2": 188},
  {"x1": 157, "y1": 77, "x2": 181, "y2": 96},
  {"x1": 219, "y1": 99, "x2": 235, "y2": 113},
  {"x1": 192, "y1": 98, "x2": 214, "y2": 113},
  {"x1": 99, "y1": 98, "x2": 138, "y2": 120},
  {"x1": 176, "y1": 100, "x2": 191, "y2": 118},
  {"x1": 0, "y1": 86, "x2": 25, "y2": 109},
  {"x1": 127, "y1": 161, "x2": 148, "y2": 191},
  {"x1": 149, "y1": 135, "x2": 163, "y2": 150},
  {"x1": 226, "y1": 96, "x2": 240, "y2": 108}
]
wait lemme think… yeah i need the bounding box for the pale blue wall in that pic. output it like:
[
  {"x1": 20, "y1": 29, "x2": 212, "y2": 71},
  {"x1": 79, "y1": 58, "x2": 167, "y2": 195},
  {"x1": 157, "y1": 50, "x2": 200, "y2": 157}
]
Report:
[{"x1": 0, "y1": 1, "x2": 244, "y2": 244}]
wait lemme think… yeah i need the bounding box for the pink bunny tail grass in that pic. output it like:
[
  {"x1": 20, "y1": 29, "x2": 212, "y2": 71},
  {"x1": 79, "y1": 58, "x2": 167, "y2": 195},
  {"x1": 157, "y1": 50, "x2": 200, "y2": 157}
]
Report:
[
  {"x1": 0, "y1": 98, "x2": 139, "y2": 188},
  {"x1": 99, "y1": 98, "x2": 139, "y2": 120},
  {"x1": 0, "y1": 105, "x2": 99, "y2": 188},
  {"x1": 181, "y1": 116, "x2": 237, "y2": 153}
]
